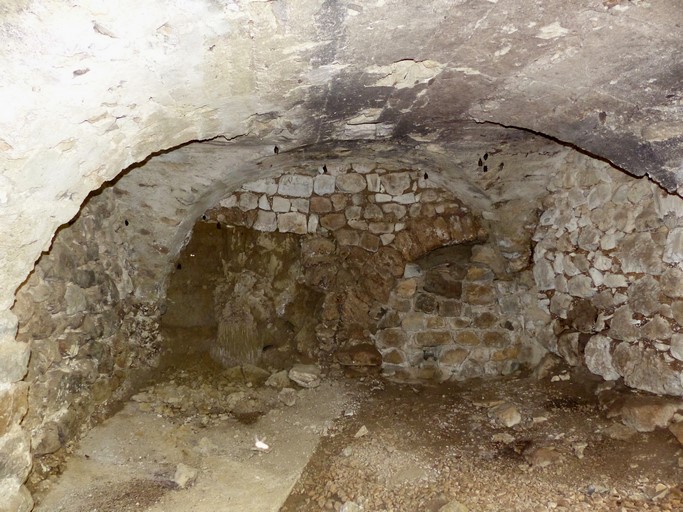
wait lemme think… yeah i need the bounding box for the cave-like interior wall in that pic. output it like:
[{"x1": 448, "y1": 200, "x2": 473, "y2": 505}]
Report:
[{"x1": 2, "y1": 1, "x2": 683, "y2": 510}]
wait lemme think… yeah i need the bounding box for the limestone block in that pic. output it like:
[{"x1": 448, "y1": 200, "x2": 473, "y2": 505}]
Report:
[
  {"x1": 593, "y1": 253, "x2": 613, "y2": 271},
  {"x1": 613, "y1": 343, "x2": 683, "y2": 396},
  {"x1": 320, "y1": 213, "x2": 346, "y2": 231},
  {"x1": 380, "y1": 173, "x2": 411, "y2": 195},
  {"x1": 290, "y1": 198, "x2": 309, "y2": 213},
  {"x1": 278, "y1": 175, "x2": 313, "y2": 197},
  {"x1": 415, "y1": 331, "x2": 452, "y2": 347},
  {"x1": 330, "y1": 194, "x2": 348, "y2": 210},
  {"x1": 482, "y1": 331, "x2": 509, "y2": 348},
  {"x1": 307, "y1": 214, "x2": 319, "y2": 233},
  {"x1": 64, "y1": 283, "x2": 87, "y2": 315},
  {"x1": 375, "y1": 193, "x2": 392, "y2": 203},
  {"x1": 533, "y1": 258, "x2": 555, "y2": 290},
  {"x1": 243, "y1": 178, "x2": 278, "y2": 195},
  {"x1": 380, "y1": 234, "x2": 395, "y2": 245},
  {"x1": 589, "y1": 267, "x2": 604, "y2": 287},
  {"x1": 381, "y1": 203, "x2": 407, "y2": 220},
  {"x1": 335, "y1": 173, "x2": 366, "y2": 193},
  {"x1": 366, "y1": 174, "x2": 381, "y2": 192},
  {"x1": 0, "y1": 426, "x2": 31, "y2": 482},
  {"x1": 0, "y1": 342, "x2": 29, "y2": 384},
  {"x1": 615, "y1": 232, "x2": 664, "y2": 274},
  {"x1": 0, "y1": 483, "x2": 33, "y2": 512},
  {"x1": 348, "y1": 220, "x2": 368, "y2": 230},
  {"x1": 0, "y1": 382, "x2": 28, "y2": 436},
  {"x1": 277, "y1": 212, "x2": 307, "y2": 234},
  {"x1": 603, "y1": 273, "x2": 627, "y2": 288},
  {"x1": 618, "y1": 397, "x2": 681, "y2": 432},
  {"x1": 288, "y1": 364, "x2": 321, "y2": 388},
  {"x1": 584, "y1": 335, "x2": 619, "y2": 380},
  {"x1": 238, "y1": 192, "x2": 258, "y2": 211},
  {"x1": 600, "y1": 231, "x2": 620, "y2": 251},
  {"x1": 314, "y1": 175, "x2": 336, "y2": 195},
  {"x1": 608, "y1": 305, "x2": 639, "y2": 341},
  {"x1": 588, "y1": 183, "x2": 613, "y2": 210},
  {"x1": 438, "y1": 300, "x2": 461, "y2": 317},
  {"x1": 394, "y1": 192, "x2": 416, "y2": 204},
  {"x1": 439, "y1": 346, "x2": 468, "y2": 366},
  {"x1": 567, "y1": 275, "x2": 595, "y2": 298},
  {"x1": 628, "y1": 275, "x2": 661, "y2": 316},
  {"x1": 335, "y1": 229, "x2": 360, "y2": 247},
  {"x1": 670, "y1": 334, "x2": 683, "y2": 361},
  {"x1": 491, "y1": 345, "x2": 520, "y2": 362},
  {"x1": 454, "y1": 331, "x2": 480, "y2": 346},
  {"x1": 219, "y1": 195, "x2": 238, "y2": 208},
  {"x1": 253, "y1": 210, "x2": 277, "y2": 232},
  {"x1": 463, "y1": 282, "x2": 496, "y2": 305},
  {"x1": 272, "y1": 196, "x2": 290, "y2": 213},
  {"x1": 359, "y1": 232, "x2": 380, "y2": 252},
  {"x1": 368, "y1": 222, "x2": 393, "y2": 234},
  {"x1": 258, "y1": 195, "x2": 270, "y2": 210},
  {"x1": 310, "y1": 196, "x2": 332, "y2": 213},
  {"x1": 376, "y1": 329, "x2": 409, "y2": 349},
  {"x1": 578, "y1": 226, "x2": 601, "y2": 251},
  {"x1": 401, "y1": 313, "x2": 424, "y2": 331},
  {"x1": 382, "y1": 348, "x2": 406, "y2": 365},
  {"x1": 641, "y1": 315, "x2": 672, "y2": 341},
  {"x1": 345, "y1": 205, "x2": 362, "y2": 220},
  {"x1": 415, "y1": 293, "x2": 438, "y2": 314},
  {"x1": 363, "y1": 204, "x2": 383, "y2": 220},
  {"x1": 661, "y1": 267, "x2": 683, "y2": 298}
]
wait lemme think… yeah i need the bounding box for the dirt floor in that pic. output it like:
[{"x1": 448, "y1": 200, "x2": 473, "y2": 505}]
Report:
[{"x1": 33, "y1": 359, "x2": 683, "y2": 512}]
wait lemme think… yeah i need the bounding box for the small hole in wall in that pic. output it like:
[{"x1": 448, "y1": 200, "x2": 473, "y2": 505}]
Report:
[
  {"x1": 216, "y1": 222, "x2": 221, "y2": 229},
  {"x1": 202, "y1": 215, "x2": 207, "y2": 221},
  {"x1": 176, "y1": 263, "x2": 182, "y2": 270},
  {"x1": 124, "y1": 219, "x2": 129, "y2": 226},
  {"x1": 262, "y1": 344, "x2": 275, "y2": 352}
]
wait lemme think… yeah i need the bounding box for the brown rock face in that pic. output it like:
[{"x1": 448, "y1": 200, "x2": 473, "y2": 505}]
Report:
[{"x1": 335, "y1": 343, "x2": 382, "y2": 366}]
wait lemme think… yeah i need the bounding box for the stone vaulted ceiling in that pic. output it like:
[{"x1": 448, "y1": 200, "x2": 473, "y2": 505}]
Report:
[{"x1": 1, "y1": 0, "x2": 682, "y2": 309}]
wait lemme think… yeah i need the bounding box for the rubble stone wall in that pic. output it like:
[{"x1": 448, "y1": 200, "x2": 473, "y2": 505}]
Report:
[
  {"x1": 205, "y1": 163, "x2": 537, "y2": 378},
  {"x1": 533, "y1": 164, "x2": 683, "y2": 396},
  {"x1": 10, "y1": 189, "x2": 163, "y2": 490}
]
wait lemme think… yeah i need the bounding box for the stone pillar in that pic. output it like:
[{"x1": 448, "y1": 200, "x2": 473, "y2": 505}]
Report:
[{"x1": 0, "y1": 309, "x2": 33, "y2": 511}]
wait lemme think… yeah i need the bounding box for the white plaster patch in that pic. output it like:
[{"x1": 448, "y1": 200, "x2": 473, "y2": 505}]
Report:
[
  {"x1": 536, "y1": 22, "x2": 569, "y2": 39},
  {"x1": 367, "y1": 59, "x2": 444, "y2": 89}
]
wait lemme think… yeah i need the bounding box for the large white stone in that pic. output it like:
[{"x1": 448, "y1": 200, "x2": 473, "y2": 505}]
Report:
[
  {"x1": 380, "y1": 173, "x2": 411, "y2": 195},
  {"x1": 533, "y1": 258, "x2": 555, "y2": 290},
  {"x1": 314, "y1": 175, "x2": 336, "y2": 195},
  {"x1": 567, "y1": 275, "x2": 595, "y2": 298},
  {"x1": 278, "y1": 175, "x2": 314, "y2": 198},
  {"x1": 253, "y1": 210, "x2": 276, "y2": 232},
  {"x1": 277, "y1": 212, "x2": 308, "y2": 234},
  {"x1": 584, "y1": 335, "x2": 619, "y2": 380},
  {"x1": 272, "y1": 196, "x2": 290, "y2": 213},
  {"x1": 336, "y1": 173, "x2": 366, "y2": 193},
  {"x1": 664, "y1": 227, "x2": 683, "y2": 264},
  {"x1": 238, "y1": 192, "x2": 258, "y2": 211}
]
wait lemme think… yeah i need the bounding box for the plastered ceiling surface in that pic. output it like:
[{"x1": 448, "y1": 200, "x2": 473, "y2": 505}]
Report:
[{"x1": 1, "y1": 0, "x2": 682, "y2": 312}]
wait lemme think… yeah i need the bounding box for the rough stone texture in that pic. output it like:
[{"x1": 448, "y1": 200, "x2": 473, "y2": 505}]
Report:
[
  {"x1": 4, "y1": 3, "x2": 683, "y2": 506},
  {"x1": 533, "y1": 161, "x2": 683, "y2": 396},
  {"x1": 584, "y1": 335, "x2": 619, "y2": 381}
]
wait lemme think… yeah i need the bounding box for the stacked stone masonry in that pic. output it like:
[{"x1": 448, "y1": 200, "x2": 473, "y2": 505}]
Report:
[
  {"x1": 207, "y1": 163, "x2": 533, "y2": 380},
  {"x1": 533, "y1": 163, "x2": 683, "y2": 396},
  {"x1": 9, "y1": 189, "x2": 163, "y2": 494}
]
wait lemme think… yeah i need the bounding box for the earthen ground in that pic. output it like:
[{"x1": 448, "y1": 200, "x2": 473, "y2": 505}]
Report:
[{"x1": 33, "y1": 362, "x2": 683, "y2": 512}]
